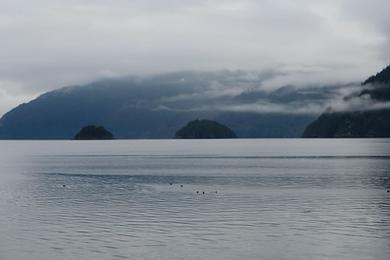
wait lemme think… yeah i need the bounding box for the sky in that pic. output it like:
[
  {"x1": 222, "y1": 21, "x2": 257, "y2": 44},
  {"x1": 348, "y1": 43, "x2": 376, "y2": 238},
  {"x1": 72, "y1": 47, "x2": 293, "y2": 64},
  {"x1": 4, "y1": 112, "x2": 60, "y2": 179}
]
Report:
[{"x1": 0, "y1": 0, "x2": 389, "y2": 116}]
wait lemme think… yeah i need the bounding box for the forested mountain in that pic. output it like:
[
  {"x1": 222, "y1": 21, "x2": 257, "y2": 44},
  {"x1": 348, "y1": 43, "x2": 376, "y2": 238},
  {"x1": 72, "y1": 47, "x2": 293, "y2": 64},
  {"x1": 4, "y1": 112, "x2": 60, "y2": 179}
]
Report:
[
  {"x1": 303, "y1": 65, "x2": 390, "y2": 138},
  {"x1": 0, "y1": 71, "x2": 344, "y2": 139}
]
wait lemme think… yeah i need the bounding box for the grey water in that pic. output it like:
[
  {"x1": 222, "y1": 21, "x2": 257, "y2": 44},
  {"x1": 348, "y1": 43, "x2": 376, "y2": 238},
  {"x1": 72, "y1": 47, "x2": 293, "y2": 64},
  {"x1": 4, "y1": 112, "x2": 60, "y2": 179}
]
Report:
[{"x1": 1, "y1": 139, "x2": 390, "y2": 260}]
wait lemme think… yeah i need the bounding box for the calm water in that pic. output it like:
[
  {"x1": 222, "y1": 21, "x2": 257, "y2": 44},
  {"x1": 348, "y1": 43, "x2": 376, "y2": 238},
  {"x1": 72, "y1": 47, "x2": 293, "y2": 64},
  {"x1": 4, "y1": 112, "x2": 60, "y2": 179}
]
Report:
[{"x1": 1, "y1": 139, "x2": 390, "y2": 259}]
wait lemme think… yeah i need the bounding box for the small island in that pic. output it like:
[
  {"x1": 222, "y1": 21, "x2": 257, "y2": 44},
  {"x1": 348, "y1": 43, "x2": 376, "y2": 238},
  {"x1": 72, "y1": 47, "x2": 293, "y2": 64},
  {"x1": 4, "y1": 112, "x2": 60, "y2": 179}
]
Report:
[
  {"x1": 175, "y1": 119, "x2": 237, "y2": 139},
  {"x1": 74, "y1": 125, "x2": 114, "y2": 140}
]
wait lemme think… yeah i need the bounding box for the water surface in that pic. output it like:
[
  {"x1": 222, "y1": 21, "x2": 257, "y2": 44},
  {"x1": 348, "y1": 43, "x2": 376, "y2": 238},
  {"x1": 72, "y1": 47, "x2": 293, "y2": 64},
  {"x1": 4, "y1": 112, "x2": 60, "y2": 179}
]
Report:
[{"x1": 1, "y1": 139, "x2": 390, "y2": 259}]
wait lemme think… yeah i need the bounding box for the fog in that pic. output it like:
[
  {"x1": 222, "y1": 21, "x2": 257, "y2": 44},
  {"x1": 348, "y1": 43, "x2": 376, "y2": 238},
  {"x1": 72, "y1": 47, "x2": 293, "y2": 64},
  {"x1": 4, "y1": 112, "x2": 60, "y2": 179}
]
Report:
[{"x1": 0, "y1": 0, "x2": 389, "y2": 115}]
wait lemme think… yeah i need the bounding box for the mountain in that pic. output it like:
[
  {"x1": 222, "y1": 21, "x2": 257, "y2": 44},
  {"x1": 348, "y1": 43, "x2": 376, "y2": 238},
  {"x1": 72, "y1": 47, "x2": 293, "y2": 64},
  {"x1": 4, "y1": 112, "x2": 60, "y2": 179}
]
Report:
[
  {"x1": 74, "y1": 125, "x2": 114, "y2": 140},
  {"x1": 0, "y1": 71, "x2": 333, "y2": 139},
  {"x1": 363, "y1": 65, "x2": 390, "y2": 85},
  {"x1": 303, "y1": 65, "x2": 390, "y2": 138},
  {"x1": 175, "y1": 119, "x2": 237, "y2": 139}
]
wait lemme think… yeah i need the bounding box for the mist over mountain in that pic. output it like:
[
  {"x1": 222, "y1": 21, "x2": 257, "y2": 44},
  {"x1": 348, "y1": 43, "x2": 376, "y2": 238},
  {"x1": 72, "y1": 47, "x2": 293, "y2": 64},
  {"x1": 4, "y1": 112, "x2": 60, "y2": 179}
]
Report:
[
  {"x1": 303, "y1": 65, "x2": 390, "y2": 138},
  {"x1": 0, "y1": 70, "x2": 359, "y2": 139}
]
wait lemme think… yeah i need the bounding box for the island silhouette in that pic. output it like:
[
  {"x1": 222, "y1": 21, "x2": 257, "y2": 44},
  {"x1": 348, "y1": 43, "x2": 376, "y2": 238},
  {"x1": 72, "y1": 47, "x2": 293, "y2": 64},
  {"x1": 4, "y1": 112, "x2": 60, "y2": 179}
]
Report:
[
  {"x1": 74, "y1": 125, "x2": 114, "y2": 140},
  {"x1": 175, "y1": 119, "x2": 237, "y2": 139}
]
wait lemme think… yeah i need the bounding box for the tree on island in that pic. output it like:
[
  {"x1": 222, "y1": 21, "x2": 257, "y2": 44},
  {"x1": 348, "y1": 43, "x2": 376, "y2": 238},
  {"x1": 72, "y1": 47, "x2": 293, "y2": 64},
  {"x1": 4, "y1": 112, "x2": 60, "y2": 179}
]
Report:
[
  {"x1": 175, "y1": 119, "x2": 237, "y2": 139},
  {"x1": 74, "y1": 125, "x2": 114, "y2": 140}
]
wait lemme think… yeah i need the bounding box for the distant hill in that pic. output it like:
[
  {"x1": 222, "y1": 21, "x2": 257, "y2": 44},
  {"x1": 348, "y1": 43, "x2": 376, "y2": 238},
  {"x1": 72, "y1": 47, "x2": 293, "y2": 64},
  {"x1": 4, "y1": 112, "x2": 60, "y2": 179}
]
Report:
[
  {"x1": 74, "y1": 125, "x2": 114, "y2": 140},
  {"x1": 303, "y1": 65, "x2": 390, "y2": 138},
  {"x1": 175, "y1": 119, "x2": 237, "y2": 139},
  {"x1": 0, "y1": 71, "x2": 333, "y2": 139}
]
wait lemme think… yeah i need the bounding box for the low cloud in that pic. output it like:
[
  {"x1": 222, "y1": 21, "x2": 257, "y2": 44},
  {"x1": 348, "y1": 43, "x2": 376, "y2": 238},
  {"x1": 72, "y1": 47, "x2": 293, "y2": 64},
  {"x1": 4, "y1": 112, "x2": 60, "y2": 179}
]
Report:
[
  {"x1": 0, "y1": 0, "x2": 389, "y2": 115},
  {"x1": 328, "y1": 91, "x2": 390, "y2": 113},
  {"x1": 142, "y1": 72, "x2": 390, "y2": 115},
  {"x1": 2, "y1": 69, "x2": 388, "y2": 118},
  {"x1": 128, "y1": 71, "x2": 368, "y2": 115}
]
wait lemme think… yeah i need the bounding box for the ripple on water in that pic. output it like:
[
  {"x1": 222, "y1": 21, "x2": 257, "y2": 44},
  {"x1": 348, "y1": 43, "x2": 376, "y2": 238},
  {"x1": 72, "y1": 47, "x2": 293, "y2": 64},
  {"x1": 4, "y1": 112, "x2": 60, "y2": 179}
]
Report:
[{"x1": 1, "y1": 139, "x2": 390, "y2": 259}]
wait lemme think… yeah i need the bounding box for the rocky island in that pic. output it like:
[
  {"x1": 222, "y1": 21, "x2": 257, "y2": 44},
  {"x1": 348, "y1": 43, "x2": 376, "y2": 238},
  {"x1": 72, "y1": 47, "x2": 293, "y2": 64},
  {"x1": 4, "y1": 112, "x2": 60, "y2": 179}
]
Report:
[
  {"x1": 74, "y1": 125, "x2": 114, "y2": 140},
  {"x1": 175, "y1": 119, "x2": 237, "y2": 139}
]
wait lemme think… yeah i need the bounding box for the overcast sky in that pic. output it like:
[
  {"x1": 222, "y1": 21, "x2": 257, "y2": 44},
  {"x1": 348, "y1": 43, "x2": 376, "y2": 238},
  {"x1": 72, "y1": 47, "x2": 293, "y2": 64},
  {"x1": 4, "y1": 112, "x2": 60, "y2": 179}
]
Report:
[{"x1": 0, "y1": 0, "x2": 389, "y2": 116}]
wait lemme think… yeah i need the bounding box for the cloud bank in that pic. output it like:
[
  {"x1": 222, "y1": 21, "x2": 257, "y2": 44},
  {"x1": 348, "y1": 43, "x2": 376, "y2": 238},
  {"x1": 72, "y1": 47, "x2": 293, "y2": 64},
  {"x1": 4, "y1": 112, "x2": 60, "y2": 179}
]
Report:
[
  {"x1": 0, "y1": 0, "x2": 389, "y2": 115},
  {"x1": 46, "y1": 71, "x2": 369, "y2": 116}
]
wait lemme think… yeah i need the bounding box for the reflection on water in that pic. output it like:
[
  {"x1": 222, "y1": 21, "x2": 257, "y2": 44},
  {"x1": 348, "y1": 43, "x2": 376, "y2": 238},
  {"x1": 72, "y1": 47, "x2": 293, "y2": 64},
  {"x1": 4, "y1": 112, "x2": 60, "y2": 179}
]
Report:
[{"x1": 1, "y1": 139, "x2": 390, "y2": 259}]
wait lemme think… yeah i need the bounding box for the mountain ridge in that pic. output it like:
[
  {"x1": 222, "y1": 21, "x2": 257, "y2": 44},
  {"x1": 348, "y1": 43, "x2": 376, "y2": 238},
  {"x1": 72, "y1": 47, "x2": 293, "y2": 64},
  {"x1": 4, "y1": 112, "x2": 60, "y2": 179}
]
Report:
[
  {"x1": 303, "y1": 65, "x2": 390, "y2": 138},
  {"x1": 0, "y1": 71, "x2": 354, "y2": 139}
]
